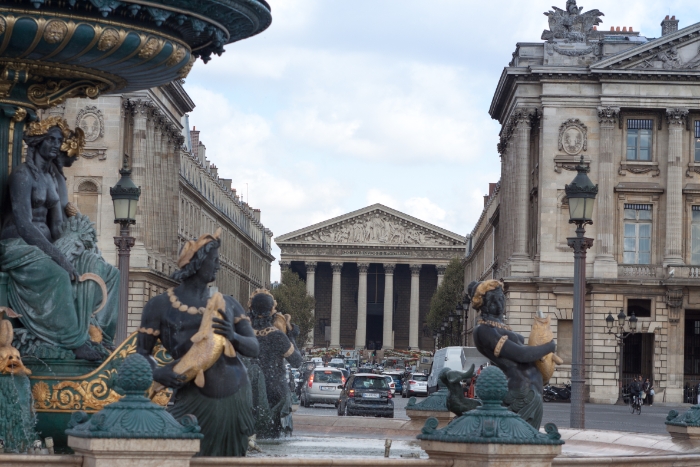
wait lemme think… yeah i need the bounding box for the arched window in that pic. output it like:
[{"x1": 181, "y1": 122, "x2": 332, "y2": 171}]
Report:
[{"x1": 76, "y1": 180, "x2": 99, "y2": 224}]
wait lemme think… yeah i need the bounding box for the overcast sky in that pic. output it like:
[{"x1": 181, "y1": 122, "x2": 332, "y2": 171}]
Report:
[{"x1": 186, "y1": 0, "x2": 700, "y2": 282}]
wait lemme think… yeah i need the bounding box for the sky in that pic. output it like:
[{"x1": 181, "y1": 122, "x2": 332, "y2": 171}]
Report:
[{"x1": 185, "y1": 0, "x2": 700, "y2": 282}]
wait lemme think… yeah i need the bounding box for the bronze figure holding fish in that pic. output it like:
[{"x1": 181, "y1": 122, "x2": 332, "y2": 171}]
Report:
[{"x1": 137, "y1": 228, "x2": 260, "y2": 457}]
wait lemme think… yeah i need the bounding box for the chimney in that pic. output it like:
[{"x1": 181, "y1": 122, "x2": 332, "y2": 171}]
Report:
[
  {"x1": 253, "y1": 208, "x2": 261, "y2": 222},
  {"x1": 198, "y1": 142, "x2": 206, "y2": 164},
  {"x1": 622, "y1": 27, "x2": 627, "y2": 32},
  {"x1": 489, "y1": 183, "x2": 497, "y2": 196},
  {"x1": 190, "y1": 127, "x2": 200, "y2": 159},
  {"x1": 483, "y1": 195, "x2": 489, "y2": 207},
  {"x1": 210, "y1": 164, "x2": 218, "y2": 177},
  {"x1": 221, "y1": 178, "x2": 232, "y2": 190},
  {"x1": 662, "y1": 15, "x2": 679, "y2": 36}
]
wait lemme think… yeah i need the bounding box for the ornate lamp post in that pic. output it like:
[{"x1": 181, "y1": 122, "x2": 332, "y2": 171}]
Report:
[
  {"x1": 606, "y1": 310, "x2": 638, "y2": 405},
  {"x1": 110, "y1": 162, "x2": 140, "y2": 345},
  {"x1": 565, "y1": 155, "x2": 598, "y2": 429}
]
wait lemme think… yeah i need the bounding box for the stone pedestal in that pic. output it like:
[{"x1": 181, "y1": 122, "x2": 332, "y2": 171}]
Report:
[
  {"x1": 665, "y1": 424, "x2": 700, "y2": 441},
  {"x1": 421, "y1": 440, "x2": 561, "y2": 467},
  {"x1": 406, "y1": 408, "x2": 455, "y2": 431},
  {"x1": 68, "y1": 437, "x2": 200, "y2": 467}
]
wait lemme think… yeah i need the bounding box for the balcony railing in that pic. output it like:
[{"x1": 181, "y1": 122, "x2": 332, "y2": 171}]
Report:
[
  {"x1": 667, "y1": 266, "x2": 700, "y2": 279},
  {"x1": 618, "y1": 265, "x2": 663, "y2": 278}
]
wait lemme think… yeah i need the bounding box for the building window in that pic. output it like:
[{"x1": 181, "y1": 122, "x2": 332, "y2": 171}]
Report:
[
  {"x1": 626, "y1": 119, "x2": 653, "y2": 161},
  {"x1": 693, "y1": 206, "x2": 700, "y2": 264},
  {"x1": 623, "y1": 204, "x2": 652, "y2": 264},
  {"x1": 557, "y1": 319, "x2": 573, "y2": 365},
  {"x1": 627, "y1": 298, "x2": 652, "y2": 318},
  {"x1": 695, "y1": 121, "x2": 700, "y2": 162},
  {"x1": 76, "y1": 180, "x2": 99, "y2": 224}
]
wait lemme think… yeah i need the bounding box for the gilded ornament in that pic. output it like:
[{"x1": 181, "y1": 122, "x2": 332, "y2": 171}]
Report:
[
  {"x1": 138, "y1": 37, "x2": 162, "y2": 59},
  {"x1": 65, "y1": 202, "x2": 80, "y2": 217},
  {"x1": 44, "y1": 20, "x2": 68, "y2": 44},
  {"x1": 11, "y1": 107, "x2": 27, "y2": 123},
  {"x1": 0, "y1": 319, "x2": 31, "y2": 376},
  {"x1": 97, "y1": 28, "x2": 120, "y2": 51},
  {"x1": 178, "y1": 55, "x2": 196, "y2": 79},
  {"x1": 0, "y1": 17, "x2": 6, "y2": 35},
  {"x1": 31, "y1": 381, "x2": 50, "y2": 405},
  {"x1": 166, "y1": 45, "x2": 187, "y2": 67}
]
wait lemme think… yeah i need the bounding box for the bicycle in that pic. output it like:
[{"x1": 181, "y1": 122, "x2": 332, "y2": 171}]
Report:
[{"x1": 629, "y1": 394, "x2": 642, "y2": 415}]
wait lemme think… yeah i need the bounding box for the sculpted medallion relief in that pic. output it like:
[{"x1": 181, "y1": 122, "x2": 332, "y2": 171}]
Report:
[
  {"x1": 558, "y1": 119, "x2": 587, "y2": 155},
  {"x1": 76, "y1": 106, "x2": 104, "y2": 143},
  {"x1": 297, "y1": 213, "x2": 454, "y2": 246}
]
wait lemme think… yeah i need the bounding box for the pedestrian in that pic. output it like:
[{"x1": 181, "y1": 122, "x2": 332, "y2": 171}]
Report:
[
  {"x1": 642, "y1": 378, "x2": 651, "y2": 406},
  {"x1": 643, "y1": 378, "x2": 654, "y2": 406}
]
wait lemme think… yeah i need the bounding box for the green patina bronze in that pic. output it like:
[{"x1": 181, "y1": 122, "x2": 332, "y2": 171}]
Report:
[
  {"x1": 406, "y1": 371, "x2": 450, "y2": 412},
  {"x1": 65, "y1": 353, "x2": 201, "y2": 440},
  {"x1": 0, "y1": 374, "x2": 38, "y2": 452},
  {"x1": 417, "y1": 366, "x2": 564, "y2": 445},
  {"x1": 666, "y1": 406, "x2": 700, "y2": 427}
]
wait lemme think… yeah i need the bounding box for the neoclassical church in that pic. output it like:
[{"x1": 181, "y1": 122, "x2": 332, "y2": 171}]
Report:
[
  {"x1": 465, "y1": 4, "x2": 700, "y2": 403},
  {"x1": 276, "y1": 204, "x2": 466, "y2": 351}
]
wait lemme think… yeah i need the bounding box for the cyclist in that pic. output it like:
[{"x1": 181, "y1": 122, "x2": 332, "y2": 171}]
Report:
[{"x1": 630, "y1": 376, "x2": 642, "y2": 408}]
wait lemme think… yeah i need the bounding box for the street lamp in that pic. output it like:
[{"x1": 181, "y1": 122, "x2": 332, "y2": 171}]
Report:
[
  {"x1": 110, "y1": 159, "x2": 140, "y2": 345},
  {"x1": 565, "y1": 155, "x2": 598, "y2": 429},
  {"x1": 606, "y1": 309, "x2": 638, "y2": 405}
]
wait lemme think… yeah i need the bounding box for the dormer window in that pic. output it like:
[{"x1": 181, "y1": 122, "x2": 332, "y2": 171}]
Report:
[{"x1": 626, "y1": 119, "x2": 654, "y2": 161}]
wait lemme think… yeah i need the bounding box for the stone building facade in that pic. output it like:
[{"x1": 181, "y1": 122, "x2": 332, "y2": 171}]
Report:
[
  {"x1": 463, "y1": 6, "x2": 700, "y2": 403},
  {"x1": 53, "y1": 82, "x2": 273, "y2": 333},
  {"x1": 276, "y1": 204, "x2": 466, "y2": 350}
]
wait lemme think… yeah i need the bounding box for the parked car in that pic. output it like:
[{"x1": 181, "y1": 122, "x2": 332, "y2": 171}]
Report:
[
  {"x1": 337, "y1": 373, "x2": 394, "y2": 418},
  {"x1": 301, "y1": 367, "x2": 345, "y2": 407},
  {"x1": 382, "y1": 372, "x2": 404, "y2": 394},
  {"x1": 402, "y1": 372, "x2": 428, "y2": 398},
  {"x1": 381, "y1": 375, "x2": 396, "y2": 395}
]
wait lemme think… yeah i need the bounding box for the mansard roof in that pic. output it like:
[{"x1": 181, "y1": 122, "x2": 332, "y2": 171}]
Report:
[{"x1": 275, "y1": 204, "x2": 466, "y2": 248}]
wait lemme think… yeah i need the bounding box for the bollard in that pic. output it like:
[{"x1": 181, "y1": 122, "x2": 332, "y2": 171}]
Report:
[
  {"x1": 384, "y1": 439, "x2": 392, "y2": 458},
  {"x1": 45, "y1": 437, "x2": 54, "y2": 455}
]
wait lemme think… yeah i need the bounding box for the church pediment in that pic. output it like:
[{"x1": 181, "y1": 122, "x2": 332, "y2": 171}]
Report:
[
  {"x1": 592, "y1": 22, "x2": 700, "y2": 71},
  {"x1": 275, "y1": 204, "x2": 465, "y2": 248}
]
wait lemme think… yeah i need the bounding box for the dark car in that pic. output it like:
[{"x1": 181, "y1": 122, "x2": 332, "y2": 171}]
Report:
[{"x1": 337, "y1": 373, "x2": 394, "y2": 418}]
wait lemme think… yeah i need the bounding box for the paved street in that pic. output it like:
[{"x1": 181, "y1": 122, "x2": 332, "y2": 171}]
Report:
[{"x1": 296, "y1": 396, "x2": 690, "y2": 435}]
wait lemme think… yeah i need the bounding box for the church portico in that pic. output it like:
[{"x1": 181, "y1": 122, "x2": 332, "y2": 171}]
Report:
[{"x1": 276, "y1": 204, "x2": 466, "y2": 351}]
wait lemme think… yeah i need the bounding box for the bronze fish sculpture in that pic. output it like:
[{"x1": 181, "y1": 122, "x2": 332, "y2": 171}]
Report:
[
  {"x1": 152, "y1": 292, "x2": 235, "y2": 392},
  {"x1": 527, "y1": 311, "x2": 563, "y2": 384}
]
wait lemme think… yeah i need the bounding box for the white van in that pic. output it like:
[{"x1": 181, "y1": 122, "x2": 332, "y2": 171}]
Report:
[
  {"x1": 310, "y1": 357, "x2": 324, "y2": 365},
  {"x1": 427, "y1": 347, "x2": 489, "y2": 394}
]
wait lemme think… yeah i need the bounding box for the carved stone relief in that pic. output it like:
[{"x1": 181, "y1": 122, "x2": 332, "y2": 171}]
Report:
[
  {"x1": 635, "y1": 45, "x2": 700, "y2": 70},
  {"x1": 558, "y1": 119, "x2": 587, "y2": 155},
  {"x1": 82, "y1": 148, "x2": 107, "y2": 160},
  {"x1": 76, "y1": 105, "x2": 105, "y2": 142},
  {"x1": 295, "y1": 212, "x2": 455, "y2": 246},
  {"x1": 541, "y1": 1, "x2": 604, "y2": 44}
]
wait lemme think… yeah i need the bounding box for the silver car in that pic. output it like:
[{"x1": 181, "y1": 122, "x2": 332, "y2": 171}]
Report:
[
  {"x1": 402, "y1": 372, "x2": 428, "y2": 397},
  {"x1": 301, "y1": 367, "x2": 345, "y2": 407}
]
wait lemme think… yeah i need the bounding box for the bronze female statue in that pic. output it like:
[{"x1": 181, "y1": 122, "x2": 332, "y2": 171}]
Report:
[
  {"x1": 0, "y1": 117, "x2": 119, "y2": 360},
  {"x1": 245, "y1": 290, "x2": 302, "y2": 438},
  {"x1": 137, "y1": 229, "x2": 260, "y2": 457},
  {"x1": 469, "y1": 280, "x2": 555, "y2": 429}
]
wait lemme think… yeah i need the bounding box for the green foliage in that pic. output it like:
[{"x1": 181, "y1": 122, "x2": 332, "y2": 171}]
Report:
[
  {"x1": 271, "y1": 270, "x2": 316, "y2": 345},
  {"x1": 427, "y1": 258, "x2": 465, "y2": 343}
]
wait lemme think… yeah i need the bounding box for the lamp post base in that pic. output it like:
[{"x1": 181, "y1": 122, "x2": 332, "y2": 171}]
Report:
[{"x1": 114, "y1": 223, "x2": 135, "y2": 346}]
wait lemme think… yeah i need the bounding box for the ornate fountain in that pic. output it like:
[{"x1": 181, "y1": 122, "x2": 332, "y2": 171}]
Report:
[{"x1": 0, "y1": 0, "x2": 272, "y2": 452}]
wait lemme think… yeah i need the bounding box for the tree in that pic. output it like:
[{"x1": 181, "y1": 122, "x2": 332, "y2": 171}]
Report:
[
  {"x1": 427, "y1": 258, "x2": 465, "y2": 346},
  {"x1": 271, "y1": 270, "x2": 316, "y2": 347}
]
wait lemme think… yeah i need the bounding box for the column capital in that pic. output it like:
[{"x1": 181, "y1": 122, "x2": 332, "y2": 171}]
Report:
[
  {"x1": 597, "y1": 106, "x2": 620, "y2": 126},
  {"x1": 279, "y1": 260, "x2": 291, "y2": 271},
  {"x1": 383, "y1": 263, "x2": 396, "y2": 274},
  {"x1": 331, "y1": 262, "x2": 343, "y2": 274},
  {"x1": 666, "y1": 108, "x2": 689, "y2": 127},
  {"x1": 305, "y1": 261, "x2": 317, "y2": 273},
  {"x1": 410, "y1": 264, "x2": 422, "y2": 275},
  {"x1": 357, "y1": 262, "x2": 370, "y2": 273},
  {"x1": 436, "y1": 264, "x2": 447, "y2": 275}
]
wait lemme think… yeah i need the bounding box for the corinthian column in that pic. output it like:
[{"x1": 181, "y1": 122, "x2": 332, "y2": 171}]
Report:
[
  {"x1": 664, "y1": 108, "x2": 688, "y2": 266},
  {"x1": 409, "y1": 264, "x2": 422, "y2": 350},
  {"x1": 436, "y1": 264, "x2": 446, "y2": 286},
  {"x1": 382, "y1": 263, "x2": 395, "y2": 349},
  {"x1": 305, "y1": 261, "x2": 317, "y2": 346},
  {"x1": 511, "y1": 108, "x2": 536, "y2": 271},
  {"x1": 594, "y1": 106, "x2": 620, "y2": 278},
  {"x1": 355, "y1": 263, "x2": 369, "y2": 349},
  {"x1": 330, "y1": 262, "x2": 343, "y2": 348}
]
